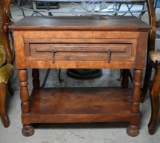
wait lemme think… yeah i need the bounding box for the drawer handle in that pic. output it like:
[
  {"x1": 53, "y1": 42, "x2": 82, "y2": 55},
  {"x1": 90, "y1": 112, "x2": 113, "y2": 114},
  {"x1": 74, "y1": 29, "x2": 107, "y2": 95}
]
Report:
[
  {"x1": 35, "y1": 48, "x2": 126, "y2": 63},
  {"x1": 52, "y1": 49, "x2": 56, "y2": 62},
  {"x1": 107, "y1": 49, "x2": 112, "y2": 63}
]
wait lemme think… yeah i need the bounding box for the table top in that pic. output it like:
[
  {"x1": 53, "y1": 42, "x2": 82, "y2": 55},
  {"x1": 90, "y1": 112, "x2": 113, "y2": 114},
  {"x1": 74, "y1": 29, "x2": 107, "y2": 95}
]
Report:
[{"x1": 9, "y1": 16, "x2": 151, "y2": 31}]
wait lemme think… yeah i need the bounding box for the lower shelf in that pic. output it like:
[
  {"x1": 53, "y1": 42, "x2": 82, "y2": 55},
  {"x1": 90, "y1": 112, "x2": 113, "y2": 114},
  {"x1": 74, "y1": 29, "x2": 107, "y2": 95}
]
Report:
[{"x1": 28, "y1": 87, "x2": 132, "y2": 123}]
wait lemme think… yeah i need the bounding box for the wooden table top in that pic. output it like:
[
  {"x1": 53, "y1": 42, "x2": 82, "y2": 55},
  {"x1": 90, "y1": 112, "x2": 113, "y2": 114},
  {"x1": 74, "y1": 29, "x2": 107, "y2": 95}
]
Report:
[{"x1": 9, "y1": 16, "x2": 151, "y2": 31}]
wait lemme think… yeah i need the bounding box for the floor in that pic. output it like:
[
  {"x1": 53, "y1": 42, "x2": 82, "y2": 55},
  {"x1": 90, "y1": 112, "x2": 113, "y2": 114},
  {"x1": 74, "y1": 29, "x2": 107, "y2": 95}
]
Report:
[{"x1": 0, "y1": 2, "x2": 160, "y2": 143}]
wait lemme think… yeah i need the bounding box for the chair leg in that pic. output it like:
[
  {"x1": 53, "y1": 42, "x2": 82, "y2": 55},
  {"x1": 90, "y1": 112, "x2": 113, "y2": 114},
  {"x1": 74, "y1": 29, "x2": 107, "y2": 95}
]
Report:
[
  {"x1": 141, "y1": 63, "x2": 152, "y2": 102},
  {"x1": 148, "y1": 62, "x2": 160, "y2": 135},
  {"x1": 0, "y1": 83, "x2": 9, "y2": 127},
  {"x1": 8, "y1": 80, "x2": 14, "y2": 95}
]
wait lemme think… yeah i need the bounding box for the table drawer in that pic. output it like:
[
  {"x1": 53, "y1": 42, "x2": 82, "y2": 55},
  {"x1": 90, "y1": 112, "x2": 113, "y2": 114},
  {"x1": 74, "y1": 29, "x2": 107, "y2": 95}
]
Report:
[{"x1": 25, "y1": 42, "x2": 136, "y2": 63}]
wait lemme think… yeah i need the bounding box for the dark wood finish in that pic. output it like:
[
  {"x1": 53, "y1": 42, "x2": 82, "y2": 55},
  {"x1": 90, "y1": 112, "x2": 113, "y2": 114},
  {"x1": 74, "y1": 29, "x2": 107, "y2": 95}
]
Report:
[
  {"x1": 9, "y1": 15, "x2": 150, "y2": 137},
  {"x1": 148, "y1": 62, "x2": 160, "y2": 134},
  {"x1": 141, "y1": 0, "x2": 160, "y2": 135},
  {"x1": 0, "y1": 83, "x2": 9, "y2": 127},
  {"x1": 10, "y1": 16, "x2": 151, "y2": 30},
  {"x1": 0, "y1": 0, "x2": 14, "y2": 127},
  {"x1": 141, "y1": 0, "x2": 156, "y2": 102}
]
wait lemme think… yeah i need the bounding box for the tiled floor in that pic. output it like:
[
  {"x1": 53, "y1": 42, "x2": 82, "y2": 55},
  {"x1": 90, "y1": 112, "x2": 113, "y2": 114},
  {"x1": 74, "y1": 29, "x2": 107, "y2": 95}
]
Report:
[{"x1": 0, "y1": 2, "x2": 160, "y2": 143}]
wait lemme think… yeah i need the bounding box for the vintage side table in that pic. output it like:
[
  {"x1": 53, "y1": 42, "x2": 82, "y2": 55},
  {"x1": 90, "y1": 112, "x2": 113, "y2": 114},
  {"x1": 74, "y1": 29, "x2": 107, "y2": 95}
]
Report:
[{"x1": 9, "y1": 16, "x2": 151, "y2": 137}]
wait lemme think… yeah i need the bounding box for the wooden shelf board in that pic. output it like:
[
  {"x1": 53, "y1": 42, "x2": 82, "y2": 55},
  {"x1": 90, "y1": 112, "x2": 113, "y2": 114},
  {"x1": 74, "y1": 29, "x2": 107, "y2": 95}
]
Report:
[{"x1": 28, "y1": 87, "x2": 132, "y2": 123}]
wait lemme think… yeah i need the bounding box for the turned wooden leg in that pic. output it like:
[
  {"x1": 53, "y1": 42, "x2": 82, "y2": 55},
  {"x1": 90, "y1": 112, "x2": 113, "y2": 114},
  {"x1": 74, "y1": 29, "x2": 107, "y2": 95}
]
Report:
[
  {"x1": 18, "y1": 69, "x2": 34, "y2": 136},
  {"x1": 141, "y1": 63, "x2": 152, "y2": 102},
  {"x1": 148, "y1": 62, "x2": 160, "y2": 135},
  {"x1": 127, "y1": 69, "x2": 142, "y2": 137},
  {"x1": 32, "y1": 69, "x2": 40, "y2": 90},
  {"x1": 0, "y1": 83, "x2": 9, "y2": 127}
]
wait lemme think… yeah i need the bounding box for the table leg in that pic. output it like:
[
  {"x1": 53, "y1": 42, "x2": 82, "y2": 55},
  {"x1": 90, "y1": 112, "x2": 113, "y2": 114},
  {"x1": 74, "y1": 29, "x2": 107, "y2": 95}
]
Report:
[
  {"x1": 18, "y1": 69, "x2": 34, "y2": 137},
  {"x1": 127, "y1": 69, "x2": 142, "y2": 137}
]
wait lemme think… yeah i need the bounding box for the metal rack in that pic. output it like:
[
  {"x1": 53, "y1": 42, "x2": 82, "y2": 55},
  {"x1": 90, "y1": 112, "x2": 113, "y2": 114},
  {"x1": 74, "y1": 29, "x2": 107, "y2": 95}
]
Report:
[{"x1": 19, "y1": 0, "x2": 147, "y2": 18}]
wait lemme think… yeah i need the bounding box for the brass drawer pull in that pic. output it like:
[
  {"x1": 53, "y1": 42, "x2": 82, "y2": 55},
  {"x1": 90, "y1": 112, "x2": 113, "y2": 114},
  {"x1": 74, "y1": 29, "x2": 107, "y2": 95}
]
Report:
[
  {"x1": 35, "y1": 47, "x2": 127, "y2": 63},
  {"x1": 52, "y1": 49, "x2": 56, "y2": 63},
  {"x1": 107, "y1": 49, "x2": 112, "y2": 63}
]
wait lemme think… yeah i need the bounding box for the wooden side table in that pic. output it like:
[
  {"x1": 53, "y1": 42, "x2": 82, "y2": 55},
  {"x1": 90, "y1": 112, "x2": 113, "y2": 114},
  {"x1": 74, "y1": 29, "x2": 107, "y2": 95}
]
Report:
[{"x1": 9, "y1": 16, "x2": 151, "y2": 137}]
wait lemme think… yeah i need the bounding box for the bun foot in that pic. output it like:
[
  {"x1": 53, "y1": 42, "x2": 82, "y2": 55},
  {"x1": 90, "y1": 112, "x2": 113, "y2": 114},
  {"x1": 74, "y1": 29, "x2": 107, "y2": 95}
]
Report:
[
  {"x1": 22, "y1": 125, "x2": 34, "y2": 137},
  {"x1": 127, "y1": 125, "x2": 139, "y2": 137},
  {"x1": 1, "y1": 115, "x2": 9, "y2": 127}
]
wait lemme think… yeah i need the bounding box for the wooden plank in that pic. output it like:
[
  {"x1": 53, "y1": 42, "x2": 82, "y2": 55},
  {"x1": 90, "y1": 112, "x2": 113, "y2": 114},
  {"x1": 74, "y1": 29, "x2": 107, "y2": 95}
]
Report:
[
  {"x1": 27, "y1": 88, "x2": 132, "y2": 123},
  {"x1": 30, "y1": 88, "x2": 132, "y2": 114},
  {"x1": 9, "y1": 16, "x2": 151, "y2": 31}
]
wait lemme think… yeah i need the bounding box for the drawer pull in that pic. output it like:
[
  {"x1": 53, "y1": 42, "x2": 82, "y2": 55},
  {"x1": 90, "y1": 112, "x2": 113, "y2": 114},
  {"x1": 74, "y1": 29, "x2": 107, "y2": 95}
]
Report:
[
  {"x1": 52, "y1": 49, "x2": 56, "y2": 62},
  {"x1": 34, "y1": 47, "x2": 127, "y2": 63},
  {"x1": 107, "y1": 49, "x2": 112, "y2": 63}
]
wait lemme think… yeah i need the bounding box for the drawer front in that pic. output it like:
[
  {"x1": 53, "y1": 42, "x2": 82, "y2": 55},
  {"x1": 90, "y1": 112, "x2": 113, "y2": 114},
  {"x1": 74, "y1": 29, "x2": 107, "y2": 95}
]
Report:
[{"x1": 25, "y1": 39, "x2": 136, "y2": 63}]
